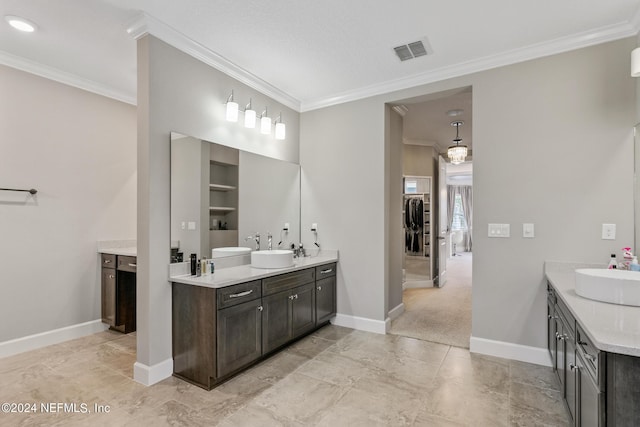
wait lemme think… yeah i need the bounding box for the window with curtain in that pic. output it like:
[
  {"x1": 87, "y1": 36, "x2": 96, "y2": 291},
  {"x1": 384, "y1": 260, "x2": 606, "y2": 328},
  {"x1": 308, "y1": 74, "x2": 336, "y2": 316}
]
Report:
[{"x1": 451, "y1": 194, "x2": 468, "y2": 231}]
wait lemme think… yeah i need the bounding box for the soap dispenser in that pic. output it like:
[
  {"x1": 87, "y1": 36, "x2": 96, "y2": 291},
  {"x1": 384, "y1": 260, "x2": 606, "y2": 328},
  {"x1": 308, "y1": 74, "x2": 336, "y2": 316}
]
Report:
[{"x1": 608, "y1": 254, "x2": 617, "y2": 269}]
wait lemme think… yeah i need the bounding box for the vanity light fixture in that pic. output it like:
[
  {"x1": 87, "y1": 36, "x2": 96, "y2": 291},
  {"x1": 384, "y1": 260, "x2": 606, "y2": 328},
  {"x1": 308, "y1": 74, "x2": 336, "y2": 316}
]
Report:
[
  {"x1": 5, "y1": 15, "x2": 37, "y2": 32},
  {"x1": 244, "y1": 98, "x2": 256, "y2": 128},
  {"x1": 632, "y1": 48, "x2": 640, "y2": 77},
  {"x1": 260, "y1": 107, "x2": 271, "y2": 135},
  {"x1": 274, "y1": 113, "x2": 286, "y2": 140},
  {"x1": 225, "y1": 90, "x2": 239, "y2": 122},
  {"x1": 447, "y1": 121, "x2": 467, "y2": 165}
]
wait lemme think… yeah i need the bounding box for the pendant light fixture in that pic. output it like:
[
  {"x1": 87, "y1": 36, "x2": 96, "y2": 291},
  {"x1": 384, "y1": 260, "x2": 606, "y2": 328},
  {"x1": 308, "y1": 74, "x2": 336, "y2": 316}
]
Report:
[
  {"x1": 260, "y1": 107, "x2": 271, "y2": 135},
  {"x1": 244, "y1": 98, "x2": 256, "y2": 128},
  {"x1": 225, "y1": 90, "x2": 238, "y2": 122},
  {"x1": 274, "y1": 113, "x2": 286, "y2": 140},
  {"x1": 447, "y1": 121, "x2": 467, "y2": 165}
]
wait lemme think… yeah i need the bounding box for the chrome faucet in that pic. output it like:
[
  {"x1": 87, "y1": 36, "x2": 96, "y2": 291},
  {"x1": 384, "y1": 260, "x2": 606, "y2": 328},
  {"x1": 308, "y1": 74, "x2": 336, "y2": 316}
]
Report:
[
  {"x1": 267, "y1": 232, "x2": 273, "y2": 250},
  {"x1": 245, "y1": 232, "x2": 260, "y2": 250}
]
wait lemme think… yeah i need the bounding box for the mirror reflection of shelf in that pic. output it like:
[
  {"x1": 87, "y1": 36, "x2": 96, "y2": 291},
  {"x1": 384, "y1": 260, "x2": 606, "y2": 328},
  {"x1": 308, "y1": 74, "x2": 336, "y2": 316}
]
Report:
[
  {"x1": 209, "y1": 184, "x2": 237, "y2": 191},
  {"x1": 209, "y1": 207, "x2": 236, "y2": 212}
]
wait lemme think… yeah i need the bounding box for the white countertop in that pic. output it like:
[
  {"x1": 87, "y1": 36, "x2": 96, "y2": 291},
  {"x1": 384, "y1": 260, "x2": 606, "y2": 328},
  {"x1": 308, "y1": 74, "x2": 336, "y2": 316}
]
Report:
[
  {"x1": 170, "y1": 250, "x2": 339, "y2": 289},
  {"x1": 545, "y1": 261, "x2": 640, "y2": 357},
  {"x1": 98, "y1": 246, "x2": 137, "y2": 257}
]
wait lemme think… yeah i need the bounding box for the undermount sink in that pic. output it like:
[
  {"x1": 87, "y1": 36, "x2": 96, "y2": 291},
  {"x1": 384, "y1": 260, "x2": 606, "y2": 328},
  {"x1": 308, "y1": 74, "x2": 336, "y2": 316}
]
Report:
[
  {"x1": 251, "y1": 250, "x2": 294, "y2": 269},
  {"x1": 575, "y1": 268, "x2": 640, "y2": 306},
  {"x1": 211, "y1": 247, "x2": 252, "y2": 258}
]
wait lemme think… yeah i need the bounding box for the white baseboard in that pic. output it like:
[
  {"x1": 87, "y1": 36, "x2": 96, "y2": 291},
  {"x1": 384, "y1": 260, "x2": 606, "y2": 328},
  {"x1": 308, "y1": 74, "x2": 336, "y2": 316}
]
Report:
[
  {"x1": 402, "y1": 280, "x2": 434, "y2": 290},
  {"x1": 388, "y1": 303, "x2": 405, "y2": 321},
  {"x1": 332, "y1": 313, "x2": 387, "y2": 334},
  {"x1": 470, "y1": 336, "x2": 552, "y2": 367},
  {"x1": 0, "y1": 320, "x2": 108, "y2": 359},
  {"x1": 134, "y1": 358, "x2": 174, "y2": 386}
]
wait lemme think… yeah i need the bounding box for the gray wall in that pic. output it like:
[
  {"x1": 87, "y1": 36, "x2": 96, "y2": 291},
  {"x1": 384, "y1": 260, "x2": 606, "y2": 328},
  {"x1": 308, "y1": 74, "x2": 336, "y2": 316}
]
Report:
[
  {"x1": 300, "y1": 37, "x2": 636, "y2": 350},
  {"x1": 137, "y1": 35, "x2": 300, "y2": 372},
  {"x1": 0, "y1": 64, "x2": 136, "y2": 342}
]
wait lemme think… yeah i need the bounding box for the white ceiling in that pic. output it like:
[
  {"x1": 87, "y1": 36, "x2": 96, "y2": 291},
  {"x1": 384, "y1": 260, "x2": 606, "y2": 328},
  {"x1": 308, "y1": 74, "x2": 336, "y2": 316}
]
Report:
[{"x1": 1, "y1": 0, "x2": 639, "y2": 111}]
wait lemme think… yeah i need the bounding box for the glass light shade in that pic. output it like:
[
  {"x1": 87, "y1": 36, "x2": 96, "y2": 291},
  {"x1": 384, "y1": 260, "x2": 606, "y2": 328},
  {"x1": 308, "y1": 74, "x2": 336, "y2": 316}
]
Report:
[
  {"x1": 260, "y1": 116, "x2": 272, "y2": 135},
  {"x1": 447, "y1": 144, "x2": 468, "y2": 165},
  {"x1": 275, "y1": 122, "x2": 286, "y2": 140},
  {"x1": 226, "y1": 101, "x2": 239, "y2": 122},
  {"x1": 632, "y1": 48, "x2": 640, "y2": 77},
  {"x1": 244, "y1": 109, "x2": 256, "y2": 128}
]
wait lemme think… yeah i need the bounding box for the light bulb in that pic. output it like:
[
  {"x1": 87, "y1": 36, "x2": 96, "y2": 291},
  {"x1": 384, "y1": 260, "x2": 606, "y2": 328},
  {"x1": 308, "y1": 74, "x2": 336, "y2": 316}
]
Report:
[
  {"x1": 260, "y1": 116, "x2": 271, "y2": 135},
  {"x1": 226, "y1": 101, "x2": 238, "y2": 122}
]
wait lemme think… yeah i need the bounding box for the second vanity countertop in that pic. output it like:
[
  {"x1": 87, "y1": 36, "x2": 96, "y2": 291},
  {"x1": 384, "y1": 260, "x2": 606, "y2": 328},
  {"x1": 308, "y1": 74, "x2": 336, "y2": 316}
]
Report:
[
  {"x1": 99, "y1": 247, "x2": 137, "y2": 257},
  {"x1": 545, "y1": 261, "x2": 640, "y2": 357},
  {"x1": 169, "y1": 250, "x2": 339, "y2": 289}
]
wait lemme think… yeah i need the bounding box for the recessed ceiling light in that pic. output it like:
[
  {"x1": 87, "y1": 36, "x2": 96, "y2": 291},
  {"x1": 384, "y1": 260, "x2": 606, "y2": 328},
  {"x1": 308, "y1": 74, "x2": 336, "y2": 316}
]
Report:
[
  {"x1": 446, "y1": 109, "x2": 464, "y2": 117},
  {"x1": 5, "y1": 15, "x2": 37, "y2": 33}
]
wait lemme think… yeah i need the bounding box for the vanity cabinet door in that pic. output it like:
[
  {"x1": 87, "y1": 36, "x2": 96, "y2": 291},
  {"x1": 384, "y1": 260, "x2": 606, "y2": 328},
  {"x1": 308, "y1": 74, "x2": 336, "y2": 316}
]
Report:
[
  {"x1": 555, "y1": 315, "x2": 565, "y2": 391},
  {"x1": 316, "y1": 276, "x2": 336, "y2": 325},
  {"x1": 101, "y1": 268, "x2": 116, "y2": 327},
  {"x1": 217, "y1": 299, "x2": 263, "y2": 378},
  {"x1": 565, "y1": 328, "x2": 577, "y2": 423},
  {"x1": 262, "y1": 290, "x2": 293, "y2": 354},
  {"x1": 292, "y1": 283, "x2": 316, "y2": 339},
  {"x1": 577, "y1": 351, "x2": 604, "y2": 427}
]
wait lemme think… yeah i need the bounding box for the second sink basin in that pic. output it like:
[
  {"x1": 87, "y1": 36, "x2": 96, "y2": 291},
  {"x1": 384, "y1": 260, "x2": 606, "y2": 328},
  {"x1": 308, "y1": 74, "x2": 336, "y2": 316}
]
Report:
[
  {"x1": 251, "y1": 250, "x2": 294, "y2": 269},
  {"x1": 575, "y1": 268, "x2": 640, "y2": 306}
]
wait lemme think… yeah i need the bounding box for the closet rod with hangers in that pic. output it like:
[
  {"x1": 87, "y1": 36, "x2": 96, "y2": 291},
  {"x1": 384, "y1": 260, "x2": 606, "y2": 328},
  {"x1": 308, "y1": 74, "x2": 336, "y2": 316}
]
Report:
[{"x1": 0, "y1": 188, "x2": 37, "y2": 195}]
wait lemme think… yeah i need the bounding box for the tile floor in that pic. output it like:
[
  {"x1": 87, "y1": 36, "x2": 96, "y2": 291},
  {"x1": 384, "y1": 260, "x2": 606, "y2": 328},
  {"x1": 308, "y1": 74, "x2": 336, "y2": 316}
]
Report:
[{"x1": 0, "y1": 326, "x2": 569, "y2": 426}]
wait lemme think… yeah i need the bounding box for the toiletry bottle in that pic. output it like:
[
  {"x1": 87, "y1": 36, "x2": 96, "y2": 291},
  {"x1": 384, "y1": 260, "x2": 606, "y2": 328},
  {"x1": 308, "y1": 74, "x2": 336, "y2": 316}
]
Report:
[
  {"x1": 631, "y1": 256, "x2": 640, "y2": 272},
  {"x1": 190, "y1": 253, "x2": 197, "y2": 275},
  {"x1": 201, "y1": 257, "x2": 208, "y2": 274},
  {"x1": 196, "y1": 258, "x2": 202, "y2": 277},
  {"x1": 608, "y1": 254, "x2": 617, "y2": 269},
  {"x1": 209, "y1": 259, "x2": 215, "y2": 274}
]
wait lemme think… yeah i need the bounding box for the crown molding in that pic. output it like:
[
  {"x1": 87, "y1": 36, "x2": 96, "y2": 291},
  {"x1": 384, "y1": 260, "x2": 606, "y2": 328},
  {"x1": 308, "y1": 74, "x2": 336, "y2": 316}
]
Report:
[
  {"x1": 300, "y1": 20, "x2": 639, "y2": 112},
  {"x1": 127, "y1": 12, "x2": 301, "y2": 112},
  {"x1": 0, "y1": 50, "x2": 136, "y2": 105}
]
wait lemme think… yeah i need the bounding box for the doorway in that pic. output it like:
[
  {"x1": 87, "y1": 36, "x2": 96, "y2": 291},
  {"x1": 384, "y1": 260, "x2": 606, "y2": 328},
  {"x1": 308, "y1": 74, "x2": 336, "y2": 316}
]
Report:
[{"x1": 389, "y1": 87, "x2": 473, "y2": 349}]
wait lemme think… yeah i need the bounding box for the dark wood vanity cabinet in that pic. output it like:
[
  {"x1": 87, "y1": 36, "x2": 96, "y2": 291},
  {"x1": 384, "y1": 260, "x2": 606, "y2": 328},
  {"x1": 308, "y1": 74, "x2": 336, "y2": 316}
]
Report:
[
  {"x1": 261, "y1": 268, "x2": 316, "y2": 354},
  {"x1": 216, "y1": 280, "x2": 263, "y2": 378},
  {"x1": 316, "y1": 263, "x2": 337, "y2": 325},
  {"x1": 547, "y1": 282, "x2": 640, "y2": 426},
  {"x1": 101, "y1": 253, "x2": 136, "y2": 333},
  {"x1": 172, "y1": 262, "x2": 337, "y2": 390}
]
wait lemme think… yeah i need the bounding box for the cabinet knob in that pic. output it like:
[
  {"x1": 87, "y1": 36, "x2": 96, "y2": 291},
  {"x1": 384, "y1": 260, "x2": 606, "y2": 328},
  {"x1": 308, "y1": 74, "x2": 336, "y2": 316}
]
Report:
[
  {"x1": 569, "y1": 363, "x2": 578, "y2": 371},
  {"x1": 294, "y1": 294, "x2": 299, "y2": 300},
  {"x1": 289, "y1": 295, "x2": 294, "y2": 300},
  {"x1": 257, "y1": 305, "x2": 263, "y2": 312},
  {"x1": 108, "y1": 274, "x2": 115, "y2": 279},
  {"x1": 584, "y1": 353, "x2": 596, "y2": 362},
  {"x1": 317, "y1": 286, "x2": 322, "y2": 291},
  {"x1": 104, "y1": 259, "x2": 112, "y2": 264}
]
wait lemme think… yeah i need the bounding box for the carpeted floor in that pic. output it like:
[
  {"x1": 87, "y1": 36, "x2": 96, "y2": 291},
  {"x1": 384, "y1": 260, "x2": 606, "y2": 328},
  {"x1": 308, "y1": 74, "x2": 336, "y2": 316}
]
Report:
[{"x1": 390, "y1": 252, "x2": 472, "y2": 348}]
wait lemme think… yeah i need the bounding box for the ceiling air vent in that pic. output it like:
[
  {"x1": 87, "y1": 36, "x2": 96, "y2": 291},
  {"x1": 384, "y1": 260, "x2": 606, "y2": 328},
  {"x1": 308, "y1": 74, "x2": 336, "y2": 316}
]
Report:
[{"x1": 393, "y1": 38, "x2": 432, "y2": 62}]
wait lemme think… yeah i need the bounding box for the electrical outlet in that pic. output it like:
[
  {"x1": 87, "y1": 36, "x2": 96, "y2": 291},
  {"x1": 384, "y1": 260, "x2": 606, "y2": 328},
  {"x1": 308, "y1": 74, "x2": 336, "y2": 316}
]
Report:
[
  {"x1": 602, "y1": 224, "x2": 616, "y2": 240},
  {"x1": 488, "y1": 223, "x2": 510, "y2": 238},
  {"x1": 523, "y1": 223, "x2": 535, "y2": 238},
  {"x1": 311, "y1": 223, "x2": 318, "y2": 232},
  {"x1": 284, "y1": 222, "x2": 290, "y2": 231}
]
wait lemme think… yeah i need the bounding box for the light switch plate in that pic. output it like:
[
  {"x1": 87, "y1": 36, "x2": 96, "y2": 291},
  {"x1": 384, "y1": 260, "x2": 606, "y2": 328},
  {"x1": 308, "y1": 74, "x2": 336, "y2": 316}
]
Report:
[
  {"x1": 188, "y1": 221, "x2": 196, "y2": 230},
  {"x1": 523, "y1": 223, "x2": 535, "y2": 238},
  {"x1": 488, "y1": 223, "x2": 510, "y2": 238},
  {"x1": 602, "y1": 223, "x2": 616, "y2": 240}
]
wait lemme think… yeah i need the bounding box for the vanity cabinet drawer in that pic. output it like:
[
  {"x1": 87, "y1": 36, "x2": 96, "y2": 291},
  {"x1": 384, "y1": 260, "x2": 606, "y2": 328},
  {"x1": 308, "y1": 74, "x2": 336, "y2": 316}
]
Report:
[
  {"x1": 262, "y1": 268, "x2": 315, "y2": 296},
  {"x1": 117, "y1": 255, "x2": 137, "y2": 272},
  {"x1": 576, "y1": 324, "x2": 604, "y2": 387},
  {"x1": 217, "y1": 280, "x2": 261, "y2": 309},
  {"x1": 102, "y1": 253, "x2": 116, "y2": 268},
  {"x1": 316, "y1": 263, "x2": 336, "y2": 279}
]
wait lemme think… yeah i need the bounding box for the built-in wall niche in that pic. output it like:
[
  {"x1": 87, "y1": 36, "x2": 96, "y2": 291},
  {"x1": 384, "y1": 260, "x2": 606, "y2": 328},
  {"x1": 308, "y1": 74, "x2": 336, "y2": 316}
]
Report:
[{"x1": 170, "y1": 132, "x2": 301, "y2": 261}]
